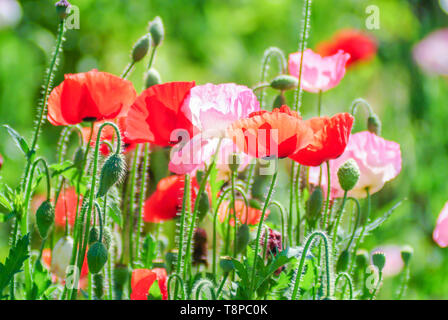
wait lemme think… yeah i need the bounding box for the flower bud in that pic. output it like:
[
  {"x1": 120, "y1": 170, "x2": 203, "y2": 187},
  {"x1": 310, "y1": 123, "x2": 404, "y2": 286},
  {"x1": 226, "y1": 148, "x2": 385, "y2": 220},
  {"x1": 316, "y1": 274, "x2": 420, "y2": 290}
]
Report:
[
  {"x1": 93, "y1": 273, "x2": 104, "y2": 299},
  {"x1": 355, "y1": 249, "x2": 369, "y2": 270},
  {"x1": 400, "y1": 245, "x2": 413, "y2": 266},
  {"x1": 145, "y1": 68, "x2": 162, "y2": 88},
  {"x1": 219, "y1": 256, "x2": 234, "y2": 273},
  {"x1": 88, "y1": 226, "x2": 113, "y2": 250},
  {"x1": 270, "y1": 75, "x2": 298, "y2": 91},
  {"x1": 273, "y1": 93, "x2": 287, "y2": 109},
  {"x1": 337, "y1": 159, "x2": 360, "y2": 192},
  {"x1": 197, "y1": 192, "x2": 210, "y2": 222},
  {"x1": 228, "y1": 153, "x2": 240, "y2": 173},
  {"x1": 235, "y1": 224, "x2": 250, "y2": 254},
  {"x1": 148, "y1": 16, "x2": 164, "y2": 46},
  {"x1": 36, "y1": 200, "x2": 55, "y2": 239},
  {"x1": 73, "y1": 146, "x2": 85, "y2": 170},
  {"x1": 87, "y1": 242, "x2": 108, "y2": 274},
  {"x1": 336, "y1": 249, "x2": 350, "y2": 273},
  {"x1": 55, "y1": 0, "x2": 71, "y2": 20},
  {"x1": 372, "y1": 251, "x2": 386, "y2": 272},
  {"x1": 367, "y1": 114, "x2": 382, "y2": 135},
  {"x1": 97, "y1": 153, "x2": 125, "y2": 198},
  {"x1": 306, "y1": 186, "x2": 323, "y2": 228},
  {"x1": 249, "y1": 198, "x2": 262, "y2": 210},
  {"x1": 51, "y1": 236, "x2": 74, "y2": 278},
  {"x1": 132, "y1": 35, "x2": 151, "y2": 62}
]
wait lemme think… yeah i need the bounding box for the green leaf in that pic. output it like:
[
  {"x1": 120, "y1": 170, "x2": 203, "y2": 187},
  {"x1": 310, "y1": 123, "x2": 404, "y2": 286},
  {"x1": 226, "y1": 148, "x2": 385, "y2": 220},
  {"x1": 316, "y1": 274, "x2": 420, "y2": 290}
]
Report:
[
  {"x1": 0, "y1": 233, "x2": 30, "y2": 294},
  {"x1": 0, "y1": 193, "x2": 12, "y2": 212},
  {"x1": 2, "y1": 125, "x2": 30, "y2": 158},
  {"x1": 27, "y1": 260, "x2": 51, "y2": 300},
  {"x1": 108, "y1": 202, "x2": 123, "y2": 228}
]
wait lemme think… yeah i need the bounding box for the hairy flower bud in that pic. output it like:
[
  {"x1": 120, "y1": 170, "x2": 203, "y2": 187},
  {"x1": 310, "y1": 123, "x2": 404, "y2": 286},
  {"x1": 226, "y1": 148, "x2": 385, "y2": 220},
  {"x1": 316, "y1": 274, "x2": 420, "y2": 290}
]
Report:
[
  {"x1": 87, "y1": 242, "x2": 108, "y2": 274},
  {"x1": 132, "y1": 34, "x2": 151, "y2": 62},
  {"x1": 36, "y1": 200, "x2": 55, "y2": 239},
  {"x1": 306, "y1": 186, "x2": 323, "y2": 228},
  {"x1": 367, "y1": 114, "x2": 382, "y2": 135},
  {"x1": 401, "y1": 245, "x2": 413, "y2": 266},
  {"x1": 97, "y1": 153, "x2": 125, "y2": 198},
  {"x1": 372, "y1": 251, "x2": 386, "y2": 272},
  {"x1": 270, "y1": 75, "x2": 298, "y2": 91},
  {"x1": 219, "y1": 256, "x2": 234, "y2": 273},
  {"x1": 235, "y1": 224, "x2": 250, "y2": 254},
  {"x1": 337, "y1": 159, "x2": 360, "y2": 192},
  {"x1": 197, "y1": 192, "x2": 210, "y2": 222},
  {"x1": 355, "y1": 249, "x2": 369, "y2": 270},
  {"x1": 148, "y1": 16, "x2": 164, "y2": 46},
  {"x1": 336, "y1": 249, "x2": 350, "y2": 273},
  {"x1": 55, "y1": 0, "x2": 71, "y2": 20},
  {"x1": 145, "y1": 68, "x2": 162, "y2": 88},
  {"x1": 88, "y1": 226, "x2": 113, "y2": 249}
]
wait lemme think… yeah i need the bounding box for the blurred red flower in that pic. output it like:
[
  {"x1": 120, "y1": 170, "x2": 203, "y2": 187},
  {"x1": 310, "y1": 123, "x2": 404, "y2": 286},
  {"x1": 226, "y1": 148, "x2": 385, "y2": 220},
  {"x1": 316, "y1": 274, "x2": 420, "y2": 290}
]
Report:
[
  {"x1": 143, "y1": 175, "x2": 200, "y2": 223},
  {"x1": 316, "y1": 29, "x2": 377, "y2": 67},
  {"x1": 218, "y1": 199, "x2": 269, "y2": 226},
  {"x1": 48, "y1": 69, "x2": 137, "y2": 126},
  {"x1": 131, "y1": 268, "x2": 168, "y2": 300},
  {"x1": 55, "y1": 187, "x2": 82, "y2": 228},
  {"x1": 125, "y1": 81, "x2": 197, "y2": 147},
  {"x1": 289, "y1": 113, "x2": 354, "y2": 166},
  {"x1": 227, "y1": 105, "x2": 313, "y2": 158}
]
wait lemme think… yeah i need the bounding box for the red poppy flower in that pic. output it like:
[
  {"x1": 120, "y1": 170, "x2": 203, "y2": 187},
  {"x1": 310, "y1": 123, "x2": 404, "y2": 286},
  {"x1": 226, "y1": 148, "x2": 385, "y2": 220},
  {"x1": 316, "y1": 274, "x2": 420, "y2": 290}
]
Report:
[
  {"x1": 81, "y1": 117, "x2": 137, "y2": 156},
  {"x1": 125, "y1": 82, "x2": 197, "y2": 147},
  {"x1": 218, "y1": 200, "x2": 269, "y2": 226},
  {"x1": 227, "y1": 105, "x2": 313, "y2": 158},
  {"x1": 55, "y1": 187, "x2": 82, "y2": 228},
  {"x1": 48, "y1": 69, "x2": 137, "y2": 126},
  {"x1": 131, "y1": 268, "x2": 168, "y2": 300},
  {"x1": 289, "y1": 113, "x2": 354, "y2": 167},
  {"x1": 143, "y1": 175, "x2": 201, "y2": 223},
  {"x1": 316, "y1": 29, "x2": 377, "y2": 67}
]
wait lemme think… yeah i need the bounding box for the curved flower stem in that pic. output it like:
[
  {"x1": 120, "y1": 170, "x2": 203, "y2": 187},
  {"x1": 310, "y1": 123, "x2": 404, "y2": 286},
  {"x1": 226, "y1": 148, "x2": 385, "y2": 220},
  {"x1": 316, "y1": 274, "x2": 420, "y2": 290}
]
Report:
[
  {"x1": 268, "y1": 201, "x2": 287, "y2": 249},
  {"x1": 334, "y1": 272, "x2": 353, "y2": 300},
  {"x1": 127, "y1": 146, "x2": 141, "y2": 267},
  {"x1": 331, "y1": 191, "x2": 348, "y2": 254},
  {"x1": 252, "y1": 83, "x2": 270, "y2": 92},
  {"x1": 322, "y1": 161, "x2": 331, "y2": 229},
  {"x1": 258, "y1": 47, "x2": 287, "y2": 107},
  {"x1": 350, "y1": 98, "x2": 374, "y2": 116},
  {"x1": 250, "y1": 169, "x2": 278, "y2": 294},
  {"x1": 121, "y1": 61, "x2": 135, "y2": 79},
  {"x1": 167, "y1": 273, "x2": 185, "y2": 300},
  {"x1": 290, "y1": 231, "x2": 332, "y2": 300},
  {"x1": 135, "y1": 143, "x2": 150, "y2": 263},
  {"x1": 194, "y1": 280, "x2": 217, "y2": 300},
  {"x1": 294, "y1": 164, "x2": 302, "y2": 244},
  {"x1": 184, "y1": 139, "x2": 223, "y2": 279}
]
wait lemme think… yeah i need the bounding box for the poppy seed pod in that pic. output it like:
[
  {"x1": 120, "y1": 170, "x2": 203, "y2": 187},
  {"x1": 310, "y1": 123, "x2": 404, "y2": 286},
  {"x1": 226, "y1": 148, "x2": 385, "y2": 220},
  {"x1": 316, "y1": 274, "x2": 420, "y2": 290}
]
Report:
[
  {"x1": 197, "y1": 192, "x2": 210, "y2": 222},
  {"x1": 132, "y1": 34, "x2": 151, "y2": 62},
  {"x1": 149, "y1": 16, "x2": 164, "y2": 46},
  {"x1": 306, "y1": 186, "x2": 323, "y2": 227},
  {"x1": 372, "y1": 251, "x2": 386, "y2": 272},
  {"x1": 87, "y1": 242, "x2": 108, "y2": 274},
  {"x1": 235, "y1": 223, "x2": 250, "y2": 254},
  {"x1": 400, "y1": 245, "x2": 413, "y2": 266},
  {"x1": 367, "y1": 114, "x2": 382, "y2": 135},
  {"x1": 336, "y1": 249, "x2": 350, "y2": 273},
  {"x1": 270, "y1": 74, "x2": 299, "y2": 91},
  {"x1": 36, "y1": 200, "x2": 55, "y2": 239},
  {"x1": 97, "y1": 153, "x2": 125, "y2": 198},
  {"x1": 355, "y1": 249, "x2": 369, "y2": 270},
  {"x1": 228, "y1": 153, "x2": 240, "y2": 173},
  {"x1": 55, "y1": 0, "x2": 71, "y2": 20},
  {"x1": 145, "y1": 69, "x2": 162, "y2": 89},
  {"x1": 219, "y1": 256, "x2": 234, "y2": 273},
  {"x1": 337, "y1": 159, "x2": 360, "y2": 192}
]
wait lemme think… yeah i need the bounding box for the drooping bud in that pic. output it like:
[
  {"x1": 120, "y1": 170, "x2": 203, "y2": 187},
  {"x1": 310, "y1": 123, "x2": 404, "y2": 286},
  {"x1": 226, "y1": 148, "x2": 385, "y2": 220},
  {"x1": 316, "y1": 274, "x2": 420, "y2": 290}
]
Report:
[
  {"x1": 336, "y1": 249, "x2": 350, "y2": 273},
  {"x1": 367, "y1": 114, "x2": 382, "y2": 135},
  {"x1": 97, "y1": 153, "x2": 125, "y2": 198},
  {"x1": 355, "y1": 249, "x2": 369, "y2": 270},
  {"x1": 55, "y1": 0, "x2": 71, "y2": 20},
  {"x1": 273, "y1": 93, "x2": 287, "y2": 109},
  {"x1": 132, "y1": 34, "x2": 151, "y2": 62},
  {"x1": 337, "y1": 159, "x2": 360, "y2": 192},
  {"x1": 144, "y1": 68, "x2": 162, "y2": 88},
  {"x1": 88, "y1": 226, "x2": 113, "y2": 249},
  {"x1": 372, "y1": 251, "x2": 386, "y2": 272},
  {"x1": 219, "y1": 256, "x2": 234, "y2": 273},
  {"x1": 36, "y1": 200, "x2": 55, "y2": 239},
  {"x1": 197, "y1": 192, "x2": 210, "y2": 222},
  {"x1": 228, "y1": 153, "x2": 240, "y2": 173},
  {"x1": 400, "y1": 245, "x2": 413, "y2": 266},
  {"x1": 192, "y1": 228, "x2": 208, "y2": 267},
  {"x1": 73, "y1": 146, "x2": 85, "y2": 170},
  {"x1": 87, "y1": 242, "x2": 108, "y2": 274},
  {"x1": 148, "y1": 16, "x2": 164, "y2": 46},
  {"x1": 270, "y1": 75, "x2": 298, "y2": 91},
  {"x1": 235, "y1": 224, "x2": 250, "y2": 254},
  {"x1": 306, "y1": 186, "x2": 323, "y2": 228},
  {"x1": 51, "y1": 236, "x2": 74, "y2": 278}
]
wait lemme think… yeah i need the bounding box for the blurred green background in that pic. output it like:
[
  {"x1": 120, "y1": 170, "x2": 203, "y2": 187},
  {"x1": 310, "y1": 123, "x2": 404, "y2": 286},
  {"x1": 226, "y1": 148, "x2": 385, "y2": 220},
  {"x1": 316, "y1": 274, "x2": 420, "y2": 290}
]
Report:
[{"x1": 1, "y1": 0, "x2": 448, "y2": 299}]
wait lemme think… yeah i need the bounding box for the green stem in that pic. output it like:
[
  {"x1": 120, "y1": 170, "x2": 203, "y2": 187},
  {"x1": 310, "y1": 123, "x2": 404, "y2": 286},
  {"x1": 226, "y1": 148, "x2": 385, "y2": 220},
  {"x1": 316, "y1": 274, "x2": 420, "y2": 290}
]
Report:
[
  {"x1": 397, "y1": 266, "x2": 410, "y2": 300},
  {"x1": 288, "y1": 162, "x2": 297, "y2": 246},
  {"x1": 295, "y1": 164, "x2": 302, "y2": 244},
  {"x1": 127, "y1": 147, "x2": 140, "y2": 267},
  {"x1": 322, "y1": 161, "x2": 331, "y2": 228},
  {"x1": 147, "y1": 46, "x2": 157, "y2": 70},
  {"x1": 317, "y1": 90, "x2": 323, "y2": 116},
  {"x1": 331, "y1": 191, "x2": 347, "y2": 254},
  {"x1": 121, "y1": 61, "x2": 135, "y2": 79},
  {"x1": 216, "y1": 273, "x2": 229, "y2": 299},
  {"x1": 135, "y1": 143, "x2": 150, "y2": 263},
  {"x1": 369, "y1": 271, "x2": 383, "y2": 300},
  {"x1": 334, "y1": 272, "x2": 353, "y2": 300},
  {"x1": 267, "y1": 201, "x2": 287, "y2": 249}
]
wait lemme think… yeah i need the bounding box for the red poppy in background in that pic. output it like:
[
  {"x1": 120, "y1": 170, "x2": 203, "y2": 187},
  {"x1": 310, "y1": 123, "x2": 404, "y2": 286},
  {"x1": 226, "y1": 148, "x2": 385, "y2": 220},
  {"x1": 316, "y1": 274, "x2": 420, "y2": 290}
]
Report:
[
  {"x1": 218, "y1": 200, "x2": 270, "y2": 226},
  {"x1": 55, "y1": 187, "x2": 82, "y2": 228},
  {"x1": 48, "y1": 69, "x2": 137, "y2": 126},
  {"x1": 82, "y1": 117, "x2": 137, "y2": 156},
  {"x1": 125, "y1": 81, "x2": 197, "y2": 147},
  {"x1": 131, "y1": 268, "x2": 168, "y2": 300},
  {"x1": 227, "y1": 105, "x2": 313, "y2": 158},
  {"x1": 143, "y1": 175, "x2": 200, "y2": 223},
  {"x1": 289, "y1": 113, "x2": 354, "y2": 166},
  {"x1": 317, "y1": 29, "x2": 377, "y2": 67}
]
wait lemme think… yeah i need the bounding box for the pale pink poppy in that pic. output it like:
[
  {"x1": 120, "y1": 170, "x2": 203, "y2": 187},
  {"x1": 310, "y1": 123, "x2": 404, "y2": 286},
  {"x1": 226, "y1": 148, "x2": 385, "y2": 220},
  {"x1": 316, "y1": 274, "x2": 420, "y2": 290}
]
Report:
[
  {"x1": 413, "y1": 29, "x2": 448, "y2": 76},
  {"x1": 433, "y1": 202, "x2": 448, "y2": 247},
  {"x1": 309, "y1": 131, "x2": 402, "y2": 199},
  {"x1": 371, "y1": 246, "x2": 404, "y2": 277},
  {"x1": 288, "y1": 49, "x2": 350, "y2": 93},
  {"x1": 169, "y1": 83, "x2": 259, "y2": 174}
]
